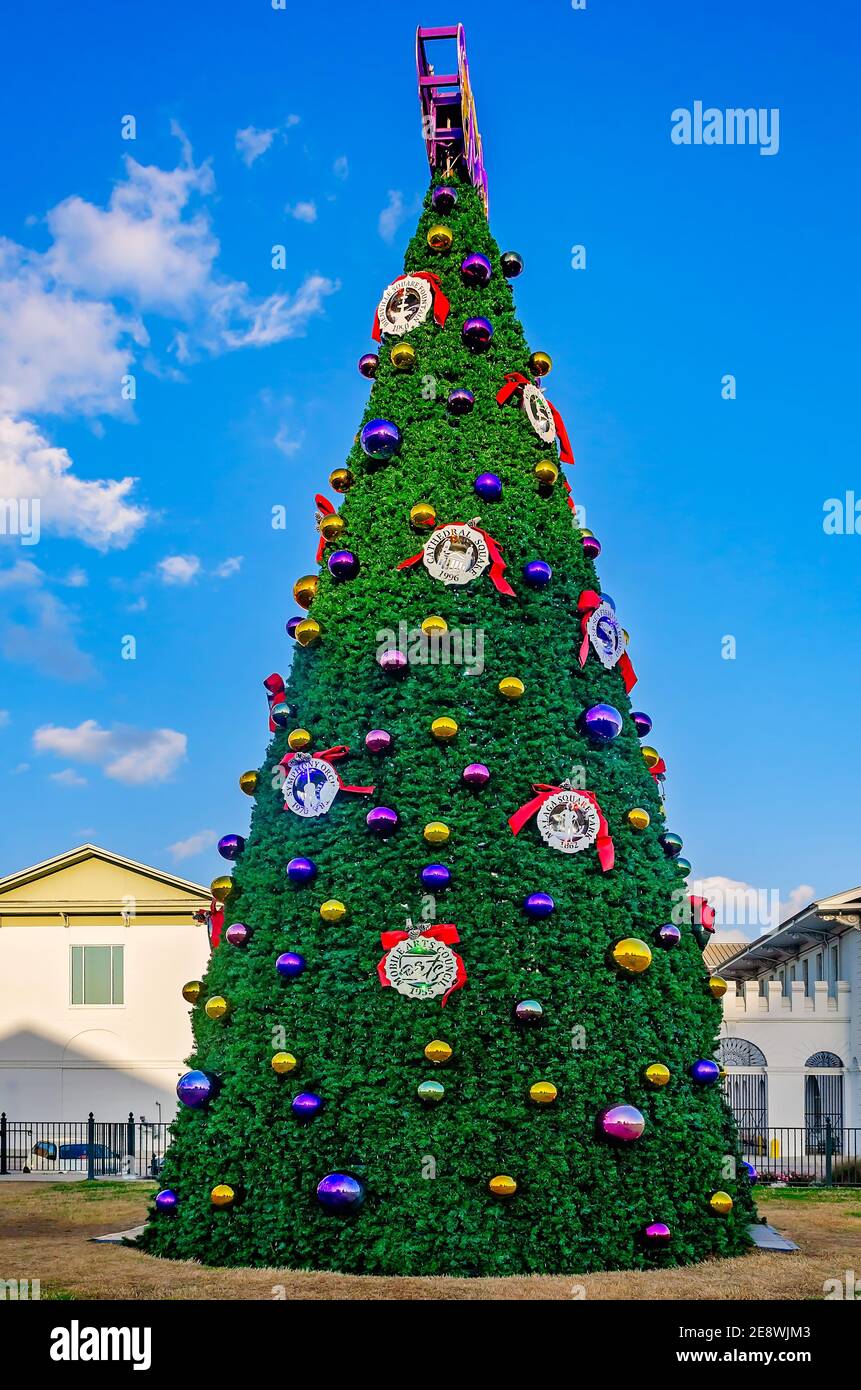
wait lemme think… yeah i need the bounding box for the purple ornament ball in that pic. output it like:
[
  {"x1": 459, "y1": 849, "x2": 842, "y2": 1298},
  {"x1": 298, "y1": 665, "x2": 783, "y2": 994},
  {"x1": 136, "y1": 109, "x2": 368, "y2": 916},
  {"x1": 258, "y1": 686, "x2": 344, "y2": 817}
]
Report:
[
  {"x1": 447, "y1": 387, "x2": 475, "y2": 415},
  {"x1": 378, "y1": 648, "x2": 408, "y2": 675},
  {"x1": 286, "y1": 615, "x2": 303, "y2": 639},
  {"x1": 599, "y1": 1104, "x2": 646, "y2": 1142},
  {"x1": 366, "y1": 805, "x2": 399, "y2": 836},
  {"x1": 522, "y1": 559, "x2": 552, "y2": 588},
  {"x1": 631, "y1": 710, "x2": 653, "y2": 738},
  {"x1": 582, "y1": 535, "x2": 602, "y2": 560},
  {"x1": 155, "y1": 1189, "x2": 179, "y2": 1213},
  {"x1": 365, "y1": 728, "x2": 392, "y2": 754},
  {"x1": 287, "y1": 856, "x2": 317, "y2": 884},
  {"x1": 432, "y1": 185, "x2": 458, "y2": 213},
  {"x1": 643, "y1": 1221, "x2": 672, "y2": 1247},
  {"x1": 462, "y1": 762, "x2": 490, "y2": 788},
  {"x1": 176, "y1": 1070, "x2": 214, "y2": 1109},
  {"x1": 462, "y1": 316, "x2": 493, "y2": 351},
  {"x1": 474, "y1": 472, "x2": 502, "y2": 501},
  {"x1": 217, "y1": 833, "x2": 245, "y2": 861},
  {"x1": 357, "y1": 353, "x2": 378, "y2": 379},
  {"x1": 360, "y1": 418, "x2": 402, "y2": 461},
  {"x1": 656, "y1": 923, "x2": 682, "y2": 949},
  {"x1": 327, "y1": 549, "x2": 359, "y2": 581},
  {"x1": 291, "y1": 1092, "x2": 325, "y2": 1119},
  {"x1": 317, "y1": 1172, "x2": 365, "y2": 1212},
  {"x1": 225, "y1": 922, "x2": 249, "y2": 947},
  {"x1": 582, "y1": 703, "x2": 624, "y2": 742},
  {"x1": 741, "y1": 1161, "x2": 758, "y2": 1183},
  {"x1": 420, "y1": 863, "x2": 451, "y2": 890},
  {"x1": 276, "y1": 951, "x2": 305, "y2": 978},
  {"x1": 690, "y1": 1059, "x2": 721, "y2": 1086},
  {"x1": 460, "y1": 252, "x2": 492, "y2": 287},
  {"x1": 523, "y1": 892, "x2": 555, "y2": 919},
  {"x1": 270, "y1": 702, "x2": 292, "y2": 729}
]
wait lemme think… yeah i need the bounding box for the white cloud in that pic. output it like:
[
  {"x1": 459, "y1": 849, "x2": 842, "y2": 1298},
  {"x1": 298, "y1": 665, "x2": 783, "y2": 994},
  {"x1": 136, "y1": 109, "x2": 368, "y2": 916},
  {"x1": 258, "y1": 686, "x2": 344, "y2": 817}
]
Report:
[
  {"x1": 379, "y1": 190, "x2": 419, "y2": 243},
  {"x1": 0, "y1": 415, "x2": 147, "y2": 550},
  {"x1": 217, "y1": 272, "x2": 338, "y2": 350},
  {"x1": 286, "y1": 114, "x2": 300, "y2": 128},
  {"x1": 0, "y1": 709, "x2": 9, "y2": 726},
  {"x1": 235, "y1": 126, "x2": 277, "y2": 167},
  {"x1": 50, "y1": 767, "x2": 87, "y2": 787},
  {"x1": 34, "y1": 719, "x2": 187, "y2": 785},
  {"x1": 274, "y1": 423, "x2": 302, "y2": 457},
  {"x1": 0, "y1": 559, "x2": 94, "y2": 680},
  {"x1": 168, "y1": 829, "x2": 217, "y2": 862},
  {"x1": 333, "y1": 155, "x2": 349, "y2": 180},
  {"x1": 214, "y1": 556, "x2": 242, "y2": 578},
  {"x1": 286, "y1": 201, "x2": 317, "y2": 223},
  {"x1": 62, "y1": 567, "x2": 88, "y2": 587},
  {"x1": 693, "y1": 875, "x2": 816, "y2": 943},
  {"x1": 157, "y1": 554, "x2": 201, "y2": 585}
]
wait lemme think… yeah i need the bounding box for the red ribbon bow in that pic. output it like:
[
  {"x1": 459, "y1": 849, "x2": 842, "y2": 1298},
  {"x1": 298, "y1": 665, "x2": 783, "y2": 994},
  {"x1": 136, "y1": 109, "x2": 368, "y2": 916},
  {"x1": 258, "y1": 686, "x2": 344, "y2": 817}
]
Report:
[
  {"x1": 314, "y1": 493, "x2": 336, "y2": 564},
  {"x1": 208, "y1": 900, "x2": 224, "y2": 950},
  {"x1": 372, "y1": 271, "x2": 450, "y2": 341},
  {"x1": 397, "y1": 521, "x2": 515, "y2": 597},
  {"x1": 495, "y1": 371, "x2": 575, "y2": 465},
  {"x1": 649, "y1": 757, "x2": 667, "y2": 782},
  {"x1": 278, "y1": 744, "x2": 375, "y2": 798},
  {"x1": 689, "y1": 896, "x2": 716, "y2": 932},
  {"x1": 508, "y1": 784, "x2": 614, "y2": 871},
  {"x1": 263, "y1": 673, "x2": 287, "y2": 732},
  {"x1": 577, "y1": 589, "x2": 637, "y2": 693},
  {"x1": 377, "y1": 924, "x2": 467, "y2": 1007}
]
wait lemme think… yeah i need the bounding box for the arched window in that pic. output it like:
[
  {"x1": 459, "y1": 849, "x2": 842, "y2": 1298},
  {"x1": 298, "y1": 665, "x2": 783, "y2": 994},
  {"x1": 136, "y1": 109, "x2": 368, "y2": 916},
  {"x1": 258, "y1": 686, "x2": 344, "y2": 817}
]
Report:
[
  {"x1": 716, "y1": 1037, "x2": 768, "y2": 1148},
  {"x1": 804, "y1": 1052, "x2": 844, "y2": 1153}
]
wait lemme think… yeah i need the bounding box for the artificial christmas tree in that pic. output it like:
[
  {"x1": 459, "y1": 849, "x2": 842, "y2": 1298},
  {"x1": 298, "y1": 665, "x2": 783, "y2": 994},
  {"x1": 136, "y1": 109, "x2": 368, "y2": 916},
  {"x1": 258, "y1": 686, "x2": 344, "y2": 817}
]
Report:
[{"x1": 141, "y1": 24, "x2": 755, "y2": 1275}]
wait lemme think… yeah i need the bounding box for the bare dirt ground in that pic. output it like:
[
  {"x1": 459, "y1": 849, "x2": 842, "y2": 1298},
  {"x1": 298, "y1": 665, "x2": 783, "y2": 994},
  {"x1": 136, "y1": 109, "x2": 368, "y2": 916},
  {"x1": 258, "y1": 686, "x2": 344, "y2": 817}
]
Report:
[{"x1": 1, "y1": 1181, "x2": 858, "y2": 1300}]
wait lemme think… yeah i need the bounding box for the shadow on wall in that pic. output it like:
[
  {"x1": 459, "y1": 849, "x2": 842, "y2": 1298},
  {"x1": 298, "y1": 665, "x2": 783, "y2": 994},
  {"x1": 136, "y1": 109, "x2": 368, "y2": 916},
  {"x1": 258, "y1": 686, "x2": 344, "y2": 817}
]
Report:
[{"x1": 0, "y1": 1027, "x2": 182, "y2": 1121}]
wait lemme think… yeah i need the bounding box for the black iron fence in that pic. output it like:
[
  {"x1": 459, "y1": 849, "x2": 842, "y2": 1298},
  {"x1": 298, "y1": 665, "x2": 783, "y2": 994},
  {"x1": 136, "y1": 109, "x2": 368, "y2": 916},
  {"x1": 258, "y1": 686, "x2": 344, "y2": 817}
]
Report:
[
  {"x1": 0, "y1": 1113, "x2": 172, "y2": 1180},
  {"x1": 740, "y1": 1124, "x2": 861, "y2": 1185}
]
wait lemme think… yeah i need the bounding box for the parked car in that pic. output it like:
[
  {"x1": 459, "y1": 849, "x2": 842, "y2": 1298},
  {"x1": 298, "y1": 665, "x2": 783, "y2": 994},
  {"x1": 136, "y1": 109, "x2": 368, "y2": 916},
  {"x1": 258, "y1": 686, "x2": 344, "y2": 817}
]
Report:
[{"x1": 57, "y1": 1142, "x2": 122, "y2": 1173}]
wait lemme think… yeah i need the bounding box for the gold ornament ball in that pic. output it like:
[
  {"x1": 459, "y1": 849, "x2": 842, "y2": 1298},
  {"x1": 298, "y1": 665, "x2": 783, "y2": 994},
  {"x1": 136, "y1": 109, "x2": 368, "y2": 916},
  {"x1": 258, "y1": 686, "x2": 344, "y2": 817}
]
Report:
[
  {"x1": 287, "y1": 728, "x2": 312, "y2": 751},
  {"x1": 489, "y1": 1174, "x2": 517, "y2": 1197},
  {"x1": 421, "y1": 615, "x2": 448, "y2": 636},
  {"x1": 534, "y1": 459, "x2": 559, "y2": 486},
  {"x1": 641, "y1": 746, "x2": 661, "y2": 770},
  {"x1": 645, "y1": 1062, "x2": 671, "y2": 1088},
  {"x1": 431, "y1": 716, "x2": 458, "y2": 741},
  {"x1": 424, "y1": 1039, "x2": 453, "y2": 1066},
  {"x1": 329, "y1": 468, "x2": 354, "y2": 493},
  {"x1": 709, "y1": 1190, "x2": 733, "y2": 1216},
  {"x1": 427, "y1": 223, "x2": 453, "y2": 252},
  {"x1": 211, "y1": 1184, "x2": 235, "y2": 1208},
  {"x1": 529, "y1": 351, "x2": 552, "y2": 377},
  {"x1": 295, "y1": 618, "x2": 321, "y2": 647},
  {"x1": 182, "y1": 980, "x2": 203, "y2": 1004},
  {"x1": 239, "y1": 770, "x2": 259, "y2": 796},
  {"x1": 499, "y1": 676, "x2": 525, "y2": 700},
  {"x1": 529, "y1": 1081, "x2": 558, "y2": 1105},
  {"x1": 318, "y1": 513, "x2": 346, "y2": 543},
  {"x1": 390, "y1": 342, "x2": 416, "y2": 371},
  {"x1": 612, "y1": 937, "x2": 653, "y2": 974},
  {"x1": 210, "y1": 876, "x2": 234, "y2": 903},
  {"x1": 205, "y1": 995, "x2": 229, "y2": 1021},
  {"x1": 320, "y1": 899, "x2": 348, "y2": 923},
  {"x1": 579, "y1": 528, "x2": 594, "y2": 538},
  {"x1": 410, "y1": 501, "x2": 436, "y2": 529},
  {"x1": 271, "y1": 1052, "x2": 298, "y2": 1075},
  {"x1": 627, "y1": 807, "x2": 651, "y2": 831},
  {"x1": 709, "y1": 975, "x2": 728, "y2": 999},
  {"x1": 424, "y1": 821, "x2": 451, "y2": 845},
  {"x1": 293, "y1": 575, "x2": 318, "y2": 610}
]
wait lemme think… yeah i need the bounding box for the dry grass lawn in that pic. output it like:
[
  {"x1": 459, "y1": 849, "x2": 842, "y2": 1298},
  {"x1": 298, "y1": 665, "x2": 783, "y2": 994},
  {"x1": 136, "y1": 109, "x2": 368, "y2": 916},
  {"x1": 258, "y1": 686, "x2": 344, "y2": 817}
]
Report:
[{"x1": 1, "y1": 1180, "x2": 859, "y2": 1300}]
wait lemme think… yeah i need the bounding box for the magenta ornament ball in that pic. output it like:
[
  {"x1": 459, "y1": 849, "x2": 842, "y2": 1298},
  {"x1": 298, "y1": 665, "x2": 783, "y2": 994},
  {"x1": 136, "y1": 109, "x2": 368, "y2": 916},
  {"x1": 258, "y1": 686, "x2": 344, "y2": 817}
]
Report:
[
  {"x1": 276, "y1": 951, "x2": 305, "y2": 978},
  {"x1": 522, "y1": 559, "x2": 552, "y2": 588},
  {"x1": 378, "y1": 648, "x2": 408, "y2": 675},
  {"x1": 176, "y1": 1070, "x2": 214, "y2": 1109},
  {"x1": 327, "y1": 549, "x2": 359, "y2": 580},
  {"x1": 582, "y1": 534, "x2": 602, "y2": 560},
  {"x1": 460, "y1": 252, "x2": 492, "y2": 287},
  {"x1": 317, "y1": 1172, "x2": 365, "y2": 1212},
  {"x1": 366, "y1": 805, "x2": 399, "y2": 835},
  {"x1": 357, "y1": 352, "x2": 378, "y2": 379},
  {"x1": 462, "y1": 316, "x2": 493, "y2": 350},
  {"x1": 420, "y1": 862, "x2": 451, "y2": 890},
  {"x1": 462, "y1": 761, "x2": 490, "y2": 787},
  {"x1": 360, "y1": 418, "x2": 402, "y2": 460},
  {"x1": 690, "y1": 1059, "x2": 721, "y2": 1085},
  {"x1": 365, "y1": 728, "x2": 392, "y2": 754},
  {"x1": 631, "y1": 711, "x2": 653, "y2": 738},
  {"x1": 155, "y1": 1189, "x2": 179, "y2": 1213},
  {"x1": 582, "y1": 703, "x2": 623, "y2": 742},
  {"x1": 599, "y1": 1104, "x2": 646, "y2": 1142},
  {"x1": 286, "y1": 856, "x2": 316, "y2": 884},
  {"x1": 643, "y1": 1221, "x2": 672, "y2": 1247},
  {"x1": 432, "y1": 185, "x2": 457, "y2": 213},
  {"x1": 217, "y1": 834, "x2": 245, "y2": 861},
  {"x1": 225, "y1": 922, "x2": 249, "y2": 947}
]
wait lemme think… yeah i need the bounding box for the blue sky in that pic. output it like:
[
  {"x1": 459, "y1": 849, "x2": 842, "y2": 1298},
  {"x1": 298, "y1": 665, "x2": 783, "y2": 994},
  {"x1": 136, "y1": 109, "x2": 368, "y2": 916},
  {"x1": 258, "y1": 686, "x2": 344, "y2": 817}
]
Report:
[{"x1": 0, "y1": 0, "x2": 857, "y2": 939}]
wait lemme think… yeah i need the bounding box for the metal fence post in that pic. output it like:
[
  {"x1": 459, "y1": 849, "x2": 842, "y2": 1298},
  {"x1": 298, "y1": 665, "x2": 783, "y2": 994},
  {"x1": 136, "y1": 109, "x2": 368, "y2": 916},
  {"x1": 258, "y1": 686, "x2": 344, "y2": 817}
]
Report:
[
  {"x1": 825, "y1": 1119, "x2": 833, "y2": 1187},
  {"x1": 86, "y1": 1112, "x2": 95, "y2": 1181},
  {"x1": 127, "y1": 1111, "x2": 135, "y2": 1176},
  {"x1": 0, "y1": 1112, "x2": 6, "y2": 1176}
]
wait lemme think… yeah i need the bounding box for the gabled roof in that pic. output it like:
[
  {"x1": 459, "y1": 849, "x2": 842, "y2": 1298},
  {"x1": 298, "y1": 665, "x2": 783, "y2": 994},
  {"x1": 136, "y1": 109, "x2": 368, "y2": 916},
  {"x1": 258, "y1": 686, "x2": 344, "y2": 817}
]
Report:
[
  {"x1": 0, "y1": 844, "x2": 209, "y2": 900},
  {"x1": 703, "y1": 940, "x2": 748, "y2": 971},
  {"x1": 719, "y1": 888, "x2": 860, "y2": 978}
]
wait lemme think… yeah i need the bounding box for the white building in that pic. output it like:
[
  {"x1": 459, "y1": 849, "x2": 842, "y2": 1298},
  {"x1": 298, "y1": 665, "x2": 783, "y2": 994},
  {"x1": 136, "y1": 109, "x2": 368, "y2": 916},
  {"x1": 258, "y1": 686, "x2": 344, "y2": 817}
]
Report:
[
  {"x1": 707, "y1": 886, "x2": 861, "y2": 1169},
  {"x1": 0, "y1": 845, "x2": 210, "y2": 1123}
]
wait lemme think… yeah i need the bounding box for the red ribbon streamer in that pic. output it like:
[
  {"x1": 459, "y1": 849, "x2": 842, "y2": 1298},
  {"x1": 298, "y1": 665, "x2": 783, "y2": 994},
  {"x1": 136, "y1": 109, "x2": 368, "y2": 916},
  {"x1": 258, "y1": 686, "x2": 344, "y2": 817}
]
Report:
[
  {"x1": 376, "y1": 924, "x2": 467, "y2": 1007},
  {"x1": 397, "y1": 522, "x2": 515, "y2": 597},
  {"x1": 314, "y1": 493, "x2": 336, "y2": 564},
  {"x1": 208, "y1": 900, "x2": 224, "y2": 950},
  {"x1": 372, "y1": 271, "x2": 450, "y2": 341},
  {"x1": 576, "y1": 589, "x2": 637, "y2": 693},
  {"x1": 495, "y1": 371, "x2": 574, "y2": 465},
  {"x1": 263, "y1": 673, "x2": 286, "y2": 733},
  {"x1": 649, "y1": 757, "x2": 667, "y2": 782},
  {"x1": 689, "y1": 896, "x2": 716, "y2": 932},
  {"x1": 508, "y1": 783, "x2": 614, "y2": 871},
  {"x1": 278, "y1": 744, "x2": 375, "y2": 797}
]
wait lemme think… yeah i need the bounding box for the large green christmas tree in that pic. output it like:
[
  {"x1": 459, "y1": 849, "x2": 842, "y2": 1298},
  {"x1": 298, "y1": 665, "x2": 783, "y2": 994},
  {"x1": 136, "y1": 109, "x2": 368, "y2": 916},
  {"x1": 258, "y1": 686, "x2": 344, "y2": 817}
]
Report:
[{"x1": 141, "y1": 28, "x2": 755, "y2": 1275}]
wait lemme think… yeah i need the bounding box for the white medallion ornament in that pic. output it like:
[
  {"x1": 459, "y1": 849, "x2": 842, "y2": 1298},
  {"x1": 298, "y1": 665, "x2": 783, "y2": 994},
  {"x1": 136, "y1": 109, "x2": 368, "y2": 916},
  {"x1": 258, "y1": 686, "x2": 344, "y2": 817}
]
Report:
[
  {"x1": 382, "y1": 929, "x2": 460, "y2": 1002},
  {"x1": 521, "y1": 383, "x2": 557, "y2": 444},
  {"x1": 535, "y1": 789, "x2": 601, "y2": 855},
  {"x1": 282, "y1": 753, "x2": 340, "y2": 818},
  {"x1": 422, "y1": 520, "x2": 490, "y2": 587},
  {"x1": 587, "y1": 601, "x2": 625, "y2": 671},
  {"x1": 376, "y1": 275, "x2": 434, "y2": 337}
]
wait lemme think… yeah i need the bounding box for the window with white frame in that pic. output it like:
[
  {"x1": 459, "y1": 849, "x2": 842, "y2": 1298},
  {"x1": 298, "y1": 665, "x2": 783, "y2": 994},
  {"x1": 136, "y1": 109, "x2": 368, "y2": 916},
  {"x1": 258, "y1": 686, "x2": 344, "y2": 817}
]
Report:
[{"x1": 70, "y1": 945, "x2": 124, "y2": 1005}]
